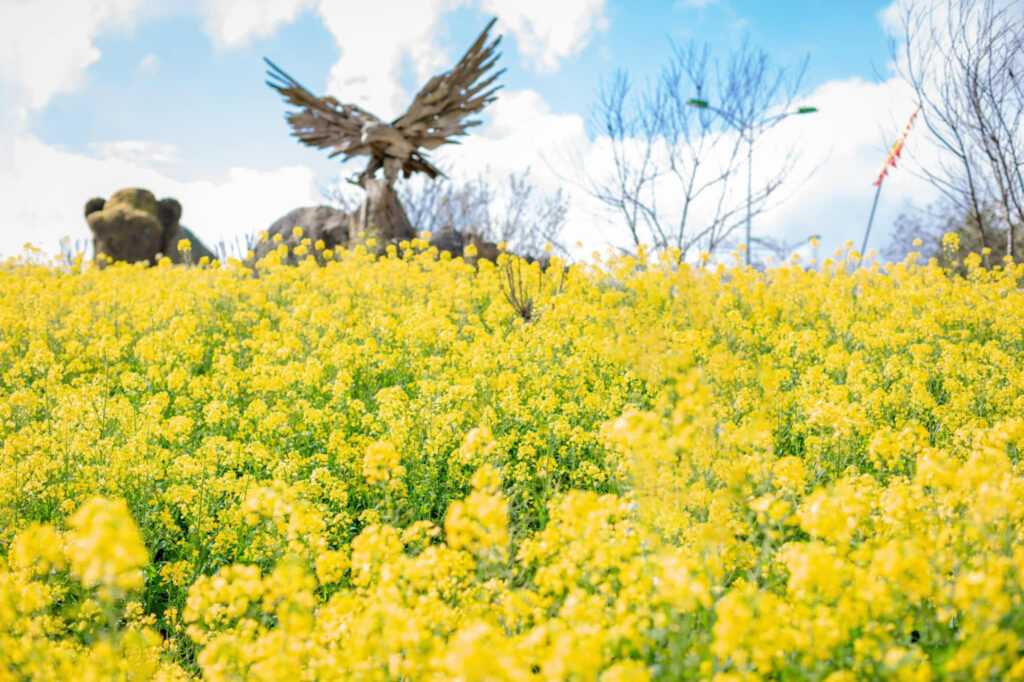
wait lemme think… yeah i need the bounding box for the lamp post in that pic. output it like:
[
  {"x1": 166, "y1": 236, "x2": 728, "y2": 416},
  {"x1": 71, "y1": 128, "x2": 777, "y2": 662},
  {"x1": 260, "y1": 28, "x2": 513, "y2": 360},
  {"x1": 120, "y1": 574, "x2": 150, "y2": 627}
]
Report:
[{"x1": 687, "y1": 99, "x2": 817, "y2": 266}]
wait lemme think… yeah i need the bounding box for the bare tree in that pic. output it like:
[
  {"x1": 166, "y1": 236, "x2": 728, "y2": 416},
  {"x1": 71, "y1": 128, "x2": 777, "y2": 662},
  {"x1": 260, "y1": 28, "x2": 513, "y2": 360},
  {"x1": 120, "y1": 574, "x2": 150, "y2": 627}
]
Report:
[
  {"x1": 382, "y1": 166, "x2": 491, "y2": 238},
  {"x1": 485, "y1": 169, "x2": 568, "y2": 257},
  {"x1": 884, "y1": 197, "x2": 1023, "y2": 267},
  {"x1": 325, "y1": 167, "x2": 568, "y2": 259},
  {"x1": 576, "y1": 37, "x2": 812, "y2": 258},
  {"x1": 213, "y1": 234, "x2": 260, "y2": 262},
  {"x1": 891, "y1": 0, "x2": 1024, "y2": 258}
]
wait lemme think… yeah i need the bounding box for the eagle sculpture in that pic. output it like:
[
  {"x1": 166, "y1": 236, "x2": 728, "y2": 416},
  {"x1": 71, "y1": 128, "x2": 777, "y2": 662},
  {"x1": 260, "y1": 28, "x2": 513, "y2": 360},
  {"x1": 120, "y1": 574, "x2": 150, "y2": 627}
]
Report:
[{"x1": 265, "y1": 18, "x2": 503, "y2": 206}]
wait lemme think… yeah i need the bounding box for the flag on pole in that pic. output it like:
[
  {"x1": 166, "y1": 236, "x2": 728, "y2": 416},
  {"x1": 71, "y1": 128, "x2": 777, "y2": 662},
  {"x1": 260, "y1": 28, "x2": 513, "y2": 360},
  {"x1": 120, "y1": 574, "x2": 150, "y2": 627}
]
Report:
[{"x1": 874, "y1": 103, "x2": 922, "y2": 186}]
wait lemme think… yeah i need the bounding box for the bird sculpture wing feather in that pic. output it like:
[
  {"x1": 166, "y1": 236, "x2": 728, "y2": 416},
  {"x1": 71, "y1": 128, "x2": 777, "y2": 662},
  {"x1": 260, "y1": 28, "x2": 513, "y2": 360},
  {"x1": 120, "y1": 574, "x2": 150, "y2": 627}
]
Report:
[
  {"x1": 391, "y1": 18, "x2": 505, "y2": 151},
  {"x1": 264, "y1": 58, "x2": 382, "y2": 161},
  {"x1": 264, "y1": 18, "x2": 502, "y2": 176}
]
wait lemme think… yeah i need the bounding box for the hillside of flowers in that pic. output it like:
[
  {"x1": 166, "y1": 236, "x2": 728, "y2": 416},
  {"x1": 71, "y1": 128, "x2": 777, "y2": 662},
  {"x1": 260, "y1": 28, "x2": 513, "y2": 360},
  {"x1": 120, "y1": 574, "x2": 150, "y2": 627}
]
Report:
[{"x1": 1, "y1": 235, "x2": 1023, "y2": 680}]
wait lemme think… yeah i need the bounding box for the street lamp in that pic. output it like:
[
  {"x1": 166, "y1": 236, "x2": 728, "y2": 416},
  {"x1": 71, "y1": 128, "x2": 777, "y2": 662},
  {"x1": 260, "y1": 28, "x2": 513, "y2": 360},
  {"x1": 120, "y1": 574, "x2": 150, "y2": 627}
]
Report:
[{"x1": 687, "y1": 98, "x2": 818, "y2": 266}]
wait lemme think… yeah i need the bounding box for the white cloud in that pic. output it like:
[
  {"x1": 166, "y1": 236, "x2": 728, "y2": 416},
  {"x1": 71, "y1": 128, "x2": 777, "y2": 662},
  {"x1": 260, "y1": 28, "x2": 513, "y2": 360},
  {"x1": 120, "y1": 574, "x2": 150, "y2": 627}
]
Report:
[
  {"x1": 0, "y1": 0, "x2": 144, "y2": 111},
  {"x1": 0, "y1": 135, "x2": 317, "y2": 259},
  {"x1": 200, "y1": 0, "x2": 610, "y2": 85},
  {"x1": 482, "y1": 0, "x2": 608, "y2": 72},
  {"x1": 200, "y1": 0, "x2": 316, "y2": 48},
  {"x1": 433, "y1": 92, "x2": 585, "y2": 187},
  {"x1": 744, "y1": 77, "x2": 940, "y2": 259},
  {"x1": 176, "y1": 165, "x2": 318, "y2": 247},
  {"x1": 138, "y1": 53, "x2": 159, "y2": 71},
  {"x1": 87, "y1": 140, "x2": 179, "y2": 167},
  {"x1": 877, "y1": 0, "x2": 908, "y2": 37},
  {"x1": 256, "y1": 0, "x2": 609, "y2": 118},
  {"x1": 316, "y1": 0, "x2": 457, "y2": 119},
  {"x1": 425, "y1": 88, "x2": 623, "y2": 257}
]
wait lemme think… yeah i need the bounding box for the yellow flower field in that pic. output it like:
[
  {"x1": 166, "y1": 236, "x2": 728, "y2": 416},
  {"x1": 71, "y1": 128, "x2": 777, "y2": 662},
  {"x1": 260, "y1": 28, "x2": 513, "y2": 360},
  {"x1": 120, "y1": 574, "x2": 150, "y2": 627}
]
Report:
[{"x1": 1, "y1": 238, "x2": 1023, "y2": 680}]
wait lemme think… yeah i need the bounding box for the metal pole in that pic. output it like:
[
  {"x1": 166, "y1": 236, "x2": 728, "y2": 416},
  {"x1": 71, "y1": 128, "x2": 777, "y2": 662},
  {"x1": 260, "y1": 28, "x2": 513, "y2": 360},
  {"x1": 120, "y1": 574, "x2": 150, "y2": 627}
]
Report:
[
  {"x1": 859, "y1": 181, "x2": 883, "y2": 268},
  {"x1": 746, "y1": 133, "x2": 753, "y2": 266},
  {"x1": 685, "y1": 100, "x2": 816, "y2": 266}
]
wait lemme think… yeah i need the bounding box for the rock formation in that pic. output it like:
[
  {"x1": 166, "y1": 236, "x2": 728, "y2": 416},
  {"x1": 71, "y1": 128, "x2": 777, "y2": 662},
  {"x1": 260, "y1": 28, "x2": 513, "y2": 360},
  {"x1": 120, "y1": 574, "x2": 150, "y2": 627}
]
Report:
[
  {"x1": 252, "y1": 205, "x2": 356, "y2": 263},
  {"x1": 254, "y1": 205, "x2": 502, "y2": 265}
]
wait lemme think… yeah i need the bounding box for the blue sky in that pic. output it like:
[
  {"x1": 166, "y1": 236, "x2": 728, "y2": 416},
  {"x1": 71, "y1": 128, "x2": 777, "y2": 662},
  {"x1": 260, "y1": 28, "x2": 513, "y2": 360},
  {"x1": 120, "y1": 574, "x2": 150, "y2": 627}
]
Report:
[{"x1": 0, "y1": 0, "x2": 933, "y2": 260}]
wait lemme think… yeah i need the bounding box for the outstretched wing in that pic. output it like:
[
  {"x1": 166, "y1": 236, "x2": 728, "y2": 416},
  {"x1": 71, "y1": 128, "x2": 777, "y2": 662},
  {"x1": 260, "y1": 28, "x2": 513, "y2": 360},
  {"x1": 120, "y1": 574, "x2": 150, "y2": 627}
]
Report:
[
  {"x1": 264, "y1": 58, "x2": 381, "y2": 160},
  {"x1": 391, "y1": 18, "x2": 504, "y2": 151}
]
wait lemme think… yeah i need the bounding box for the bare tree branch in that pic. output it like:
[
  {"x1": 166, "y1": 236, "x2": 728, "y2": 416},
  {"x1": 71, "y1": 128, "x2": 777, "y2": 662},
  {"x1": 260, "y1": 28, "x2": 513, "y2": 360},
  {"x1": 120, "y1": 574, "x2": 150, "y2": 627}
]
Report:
[
  {"x1": 573, "y1": 35, "x2": 815, "y2": 258},
  {"x1": 323, "y1": 167, "x2": 568, "y2": 259},
  {"x1": 892, "y1": 0, "x2": 1024, "y2": 258}
]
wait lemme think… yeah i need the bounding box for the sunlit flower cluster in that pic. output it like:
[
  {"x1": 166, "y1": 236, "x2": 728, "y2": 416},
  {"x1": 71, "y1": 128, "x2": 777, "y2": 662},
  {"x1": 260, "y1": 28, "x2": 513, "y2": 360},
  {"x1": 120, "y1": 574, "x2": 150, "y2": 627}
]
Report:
[{"x1": 0, "y1": 236, "x2": 1022, "y2": 679}]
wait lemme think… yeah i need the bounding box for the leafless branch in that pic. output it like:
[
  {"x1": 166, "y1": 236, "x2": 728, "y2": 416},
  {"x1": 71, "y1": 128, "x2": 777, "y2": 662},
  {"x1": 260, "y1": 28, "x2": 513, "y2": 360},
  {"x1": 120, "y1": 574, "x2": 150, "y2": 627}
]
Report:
[
  {"x1": 574, "y1": 35, "x2": 815, "y2": 258},
  {"x1": 891, "y1": 0, "x2": 1023, "y2": 258}
]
